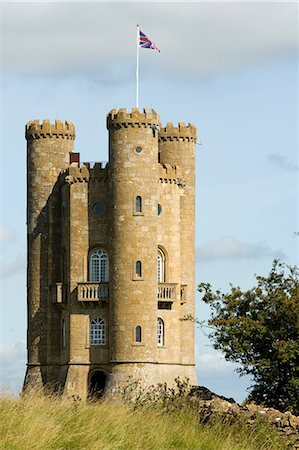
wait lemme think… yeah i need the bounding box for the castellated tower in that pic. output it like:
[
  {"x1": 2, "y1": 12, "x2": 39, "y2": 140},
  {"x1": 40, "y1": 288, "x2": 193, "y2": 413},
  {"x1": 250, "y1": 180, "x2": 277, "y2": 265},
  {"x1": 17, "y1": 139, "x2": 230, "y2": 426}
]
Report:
[
  {"x1": 25, "y1": 120, "x2": 75, "y2": 389},
  {"x1": 24, "y1": 108, "x2": 197, "y2": 400}
]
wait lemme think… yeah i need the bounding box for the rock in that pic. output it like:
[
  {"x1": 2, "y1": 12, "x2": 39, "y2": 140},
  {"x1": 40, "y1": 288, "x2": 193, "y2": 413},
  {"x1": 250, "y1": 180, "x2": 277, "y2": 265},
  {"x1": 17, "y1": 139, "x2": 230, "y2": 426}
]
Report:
[{"x1": 192, "y1": 387, "x2": 299, "y2": 449}]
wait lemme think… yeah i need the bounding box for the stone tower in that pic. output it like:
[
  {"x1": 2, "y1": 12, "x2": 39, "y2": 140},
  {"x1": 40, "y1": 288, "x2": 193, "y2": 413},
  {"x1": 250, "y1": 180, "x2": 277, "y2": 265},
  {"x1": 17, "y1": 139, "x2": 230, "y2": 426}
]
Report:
[{"x1": 24, "y1": 108, "x2": 197, "y2": 400}]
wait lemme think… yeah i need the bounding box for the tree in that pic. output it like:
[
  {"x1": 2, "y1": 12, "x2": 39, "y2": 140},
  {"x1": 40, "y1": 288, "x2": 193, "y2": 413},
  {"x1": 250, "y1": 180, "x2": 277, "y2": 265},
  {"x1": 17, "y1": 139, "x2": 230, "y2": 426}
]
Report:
[{"x1": 198, "y1": 260, "x2": 299, "y2": 414}]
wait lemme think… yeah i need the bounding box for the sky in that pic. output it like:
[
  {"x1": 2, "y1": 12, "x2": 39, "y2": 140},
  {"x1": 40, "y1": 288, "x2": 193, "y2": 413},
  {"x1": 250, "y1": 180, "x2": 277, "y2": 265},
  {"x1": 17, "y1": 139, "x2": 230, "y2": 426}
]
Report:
[{"x1": 0, "y1": 1, "x2": 298, "y2": 403}]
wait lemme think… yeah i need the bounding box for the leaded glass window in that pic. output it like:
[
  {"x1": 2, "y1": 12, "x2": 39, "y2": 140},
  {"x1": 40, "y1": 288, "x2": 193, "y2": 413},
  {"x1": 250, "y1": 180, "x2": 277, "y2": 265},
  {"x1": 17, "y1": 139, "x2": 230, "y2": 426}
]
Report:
[
  {"x1": 157, "y1": 249, "x2": 165, "y2": 283},
  {"x1": 90, "y1": 318, "x2": 106, "y2": 345},
  {"x1": 157, "y1": 318, "x2": 164, "y2": 346},
  {"x1": 89, "y1": 249, "x2": 109, "y2": 282}
]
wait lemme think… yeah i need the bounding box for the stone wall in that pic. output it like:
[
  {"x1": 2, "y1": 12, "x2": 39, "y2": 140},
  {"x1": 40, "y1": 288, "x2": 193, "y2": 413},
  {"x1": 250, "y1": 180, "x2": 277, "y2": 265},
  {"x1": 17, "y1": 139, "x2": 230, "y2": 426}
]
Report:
[{"x1": 191, "y1": 386, "x2": 299, "y2": 449}]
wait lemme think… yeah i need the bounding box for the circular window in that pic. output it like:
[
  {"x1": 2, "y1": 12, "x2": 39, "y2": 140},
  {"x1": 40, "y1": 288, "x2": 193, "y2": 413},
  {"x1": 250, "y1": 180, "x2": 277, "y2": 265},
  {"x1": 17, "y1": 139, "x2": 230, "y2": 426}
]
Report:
[
  {"x1": 157, "y1": 204, "x2": 162, "y2": 216},
  {"x1": 135, "y1": 146, "x2": 142, "y2": 154},
  {"x1": 92, "y1": 203, "x2": 106, "y2": 216}
]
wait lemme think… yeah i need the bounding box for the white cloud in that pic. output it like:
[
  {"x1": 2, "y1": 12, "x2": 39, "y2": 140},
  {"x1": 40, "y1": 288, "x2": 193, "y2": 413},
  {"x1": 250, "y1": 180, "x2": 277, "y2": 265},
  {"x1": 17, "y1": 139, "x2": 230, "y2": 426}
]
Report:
[
  {"x1": 199, "y1": 236, "x2": 285, "y2": 261},
  {"x1": 0, "y1": 341, "x2": 26, "y2": 396},
  {"x1": 198, "y1": 352, "x2": 236, "y2": 373},
  {"x1": 2, "y1": 3, "x2": 297, "y2": 80},
  {"x1": 196, "y1": 350, "x2": 252, "y2": 402}
]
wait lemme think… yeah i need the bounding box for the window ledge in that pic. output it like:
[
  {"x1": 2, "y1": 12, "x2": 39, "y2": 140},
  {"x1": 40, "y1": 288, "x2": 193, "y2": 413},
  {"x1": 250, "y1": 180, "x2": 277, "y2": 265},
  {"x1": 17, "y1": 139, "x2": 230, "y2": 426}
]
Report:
[{"x1": 89, "y1": 345, "x2": 109, "y2": 349}]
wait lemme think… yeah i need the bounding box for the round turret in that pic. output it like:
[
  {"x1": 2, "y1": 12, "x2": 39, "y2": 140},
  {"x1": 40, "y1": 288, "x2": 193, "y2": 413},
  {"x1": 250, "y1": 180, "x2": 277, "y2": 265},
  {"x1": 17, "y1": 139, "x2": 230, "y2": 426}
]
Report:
[
  {"x1": 107, "y1": 107, "x2": 161, "y2": 385},
  {"x1": 26, "y1": 120, "x2": 75, "y2": 231},
  {"x1": 158, "y1": 122, "x2": 197, "y2": 368},
  {"x1": 24, "y1": 119, "x2": 75, "y2": 390}
]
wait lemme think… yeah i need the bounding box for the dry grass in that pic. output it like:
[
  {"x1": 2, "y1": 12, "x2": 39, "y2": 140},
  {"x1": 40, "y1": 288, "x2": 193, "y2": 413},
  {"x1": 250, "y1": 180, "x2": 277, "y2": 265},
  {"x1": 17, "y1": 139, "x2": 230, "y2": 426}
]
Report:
[{"x1": 0, "y1": 393, "x2": 285, "y2": 450}]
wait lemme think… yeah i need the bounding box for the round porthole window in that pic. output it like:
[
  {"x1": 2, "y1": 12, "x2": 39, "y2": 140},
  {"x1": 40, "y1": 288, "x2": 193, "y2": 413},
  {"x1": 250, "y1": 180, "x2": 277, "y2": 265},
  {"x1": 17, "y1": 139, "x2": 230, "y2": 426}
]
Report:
[
  {"x1": 157, "y1": 204, "x2": 162, "y2": 216},
  {"x1": 92, "y1": 203, "x2": 106, "y2": 216},
  {"x1": 135, "y1": 146, "x2": 142, "y2": 154}
]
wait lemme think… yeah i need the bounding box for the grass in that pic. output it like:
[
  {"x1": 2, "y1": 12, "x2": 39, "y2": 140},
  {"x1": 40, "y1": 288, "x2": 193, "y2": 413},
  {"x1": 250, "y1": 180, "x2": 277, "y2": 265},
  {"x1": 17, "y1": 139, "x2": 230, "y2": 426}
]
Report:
[{"x1": 0, "y1": 394, "x2": 286, "y2": 450}]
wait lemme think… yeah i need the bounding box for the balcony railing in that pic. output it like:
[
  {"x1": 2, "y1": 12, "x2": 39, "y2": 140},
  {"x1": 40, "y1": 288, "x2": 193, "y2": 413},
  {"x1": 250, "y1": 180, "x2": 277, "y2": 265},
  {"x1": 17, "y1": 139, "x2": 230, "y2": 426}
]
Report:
[
  {"x1": 77, "y1": 282, "x2": 109, "y2": 301},
  {"x1": 157, "y1": 283, "x2": 177, "y2": 301}
]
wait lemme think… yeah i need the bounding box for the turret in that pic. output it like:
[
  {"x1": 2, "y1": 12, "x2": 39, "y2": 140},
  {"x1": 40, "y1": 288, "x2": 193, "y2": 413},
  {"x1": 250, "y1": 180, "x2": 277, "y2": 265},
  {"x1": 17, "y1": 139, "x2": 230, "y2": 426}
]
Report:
[
  {"x1": 158, "y1": 122, "x2": 197, "y2": 366},
  {"x1": 107, "y1": 107, "x2": 161, "y2": 385},
  {"x1": 24, "y1": 119, "x2": 75, "y2": 390}
]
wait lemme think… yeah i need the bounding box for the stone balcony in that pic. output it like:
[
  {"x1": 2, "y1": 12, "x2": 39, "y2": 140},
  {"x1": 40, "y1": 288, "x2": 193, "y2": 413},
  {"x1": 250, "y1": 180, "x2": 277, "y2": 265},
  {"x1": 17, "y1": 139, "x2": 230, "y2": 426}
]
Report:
[
  {"x1": 56, "y1": 282, "x2": 185, "y2": 304},
  {"x1": 157, "y1": 283, "x2": 187, "y2": 304},
  {"x1": 157, "y1": 283, "x2": 177, "y2": 301},
  {"x1": 77, "y1": 282, "x2": 109, "y2": 301}
]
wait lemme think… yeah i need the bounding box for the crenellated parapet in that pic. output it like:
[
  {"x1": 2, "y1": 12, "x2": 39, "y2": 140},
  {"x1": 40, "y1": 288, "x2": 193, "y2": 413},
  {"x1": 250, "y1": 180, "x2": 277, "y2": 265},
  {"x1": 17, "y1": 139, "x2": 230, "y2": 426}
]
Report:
[
  {"x1": 159, "y1": 163, "x2": 185, "y2": 187},
  {"x1": 64, "y1": 163, "x2": 90, "y2": 184},
  {"x1": 107, "y1": 107, "x2": 160, "y2": 129},
  {"x1": 159, "y1": 122, "x2": 196, "y2": 142},
  {"x1": 25, "y1": 119, "x2": 75, "y2": 140},
  {"x1": 90, "y1": 162, "x2": 108, "y2": 182}
]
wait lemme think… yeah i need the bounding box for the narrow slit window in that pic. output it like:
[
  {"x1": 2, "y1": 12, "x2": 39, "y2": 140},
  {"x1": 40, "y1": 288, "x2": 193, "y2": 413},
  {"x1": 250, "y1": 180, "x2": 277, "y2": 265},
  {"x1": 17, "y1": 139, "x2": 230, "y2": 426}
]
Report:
[
  {"x1": 135, "y1": 196, "x2": 142, "y2": 213},
  {"x1": 136, "y1": 260, "x2": 142, "y2": 277},
  {"x1": 136, "y1": 325, "x2": 142, "y2": 343},
  {"x1": 62, "y1": 319, "x2": 66, "y2": 349},
  {"x1": 157, "y1": 249, "x2": 165, "y2": 283}
]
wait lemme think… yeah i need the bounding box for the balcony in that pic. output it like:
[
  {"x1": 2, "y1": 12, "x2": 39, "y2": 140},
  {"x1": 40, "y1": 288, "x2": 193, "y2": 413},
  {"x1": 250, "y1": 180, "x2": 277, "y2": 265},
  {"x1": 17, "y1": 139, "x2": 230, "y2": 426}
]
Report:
[
  {"x1": 157, "y1": 283, "x2": 177, "y2": 301},
  {"x1": 77, "y1": 282, "x2": 109, "y2": 302}
]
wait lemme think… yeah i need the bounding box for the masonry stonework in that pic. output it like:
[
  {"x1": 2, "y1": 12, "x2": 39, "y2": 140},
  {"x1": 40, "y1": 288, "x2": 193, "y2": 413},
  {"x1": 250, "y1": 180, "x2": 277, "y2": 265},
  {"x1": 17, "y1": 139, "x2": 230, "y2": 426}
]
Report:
[{"x1": 24, "y1": 108, "x2": 197, "y2": 400}]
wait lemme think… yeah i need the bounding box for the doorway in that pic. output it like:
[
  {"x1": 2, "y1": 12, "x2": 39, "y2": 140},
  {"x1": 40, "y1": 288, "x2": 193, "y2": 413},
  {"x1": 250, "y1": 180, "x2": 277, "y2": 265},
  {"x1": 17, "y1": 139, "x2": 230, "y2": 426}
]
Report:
[{"x1": 88, "y1": 371, "x2": 107, "y2": 399}]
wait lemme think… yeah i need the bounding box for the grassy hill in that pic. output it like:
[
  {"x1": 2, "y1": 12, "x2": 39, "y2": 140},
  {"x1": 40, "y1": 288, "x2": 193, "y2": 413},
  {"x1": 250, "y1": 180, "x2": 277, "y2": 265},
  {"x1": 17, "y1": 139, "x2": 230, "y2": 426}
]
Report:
[{"x1": 0, "y1": 394, "x2": 285, "y2": 449}]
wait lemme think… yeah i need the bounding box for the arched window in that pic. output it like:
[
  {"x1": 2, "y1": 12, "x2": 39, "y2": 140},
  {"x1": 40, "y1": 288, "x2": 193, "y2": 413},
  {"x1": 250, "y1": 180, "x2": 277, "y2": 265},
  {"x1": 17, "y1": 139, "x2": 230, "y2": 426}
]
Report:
[
  {"x1": 135, "y1": 325, "x2": 142, "y2": 343},
  {"x1": 136, "y1": 260, "x2": 142, "y2": 278},
  {"x1": 157, "y1": 318, "x2": 164, "y2": 346},
  {"x1": 89, "y1": 249, "x2": 109, "y2": 282},
  {"x1": 135, "y1": 196, "x2": 142, "y2": 213},
  {"x1": 157, "y1": 249, "x2": 165, "y2": 283},
  {"x1": 62, "y1": 319, "x2": 66, "y2": 349},
  {"x1": 90, "y1": 318, "x2": 106, "y2": 345}
]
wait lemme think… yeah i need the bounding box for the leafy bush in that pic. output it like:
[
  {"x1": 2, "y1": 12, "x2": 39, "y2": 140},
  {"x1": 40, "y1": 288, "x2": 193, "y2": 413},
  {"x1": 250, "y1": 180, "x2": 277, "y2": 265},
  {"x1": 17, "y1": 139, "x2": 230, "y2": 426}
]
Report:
[{"x1": 199, "y1": 260, "x2": 299, "y2": 414}]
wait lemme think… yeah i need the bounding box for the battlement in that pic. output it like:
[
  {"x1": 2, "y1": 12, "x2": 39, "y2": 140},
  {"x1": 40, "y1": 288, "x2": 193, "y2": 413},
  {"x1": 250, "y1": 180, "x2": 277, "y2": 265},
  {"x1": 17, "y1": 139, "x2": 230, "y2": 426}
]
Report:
[
  {"x1": 90, "y1": 162, "x2": 108, "y2": 182},
  {"x1": 159, "y1": 163, "x2": 185, "y2": 187},
  {"x1": 107, "y1": 107, "x2": 160, "y2": 129},
  {"x1": 64, "y1": 163, "x2": 90, "y2": 184},
  {"x1": 159, "y1": 122, "x2": 196, "y2": 142},
  {"x1": 25, "y1": 120, "x2": 75, "y2": 140}
]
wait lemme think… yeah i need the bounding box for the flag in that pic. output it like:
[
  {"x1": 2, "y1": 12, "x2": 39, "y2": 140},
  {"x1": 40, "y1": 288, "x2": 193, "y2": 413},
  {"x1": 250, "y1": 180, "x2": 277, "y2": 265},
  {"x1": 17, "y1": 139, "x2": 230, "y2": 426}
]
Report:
[{"x1": 139, "y1": 30, "x2": 160, "y2": 53}]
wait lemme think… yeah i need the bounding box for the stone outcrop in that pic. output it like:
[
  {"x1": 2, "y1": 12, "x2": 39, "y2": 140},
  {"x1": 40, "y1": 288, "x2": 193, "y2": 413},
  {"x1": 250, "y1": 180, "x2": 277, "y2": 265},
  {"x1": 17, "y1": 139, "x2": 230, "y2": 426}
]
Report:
[{"x1": 191, "y1": 386, "x2": 299, "y2": 449}]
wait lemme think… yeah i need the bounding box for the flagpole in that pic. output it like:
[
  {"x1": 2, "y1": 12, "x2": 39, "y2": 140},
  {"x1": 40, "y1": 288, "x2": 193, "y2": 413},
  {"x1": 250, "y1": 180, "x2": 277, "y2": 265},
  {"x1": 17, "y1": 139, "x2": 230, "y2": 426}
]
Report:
[{"x1": 136, "y1": 24, "x2": 139, "y2": 108}]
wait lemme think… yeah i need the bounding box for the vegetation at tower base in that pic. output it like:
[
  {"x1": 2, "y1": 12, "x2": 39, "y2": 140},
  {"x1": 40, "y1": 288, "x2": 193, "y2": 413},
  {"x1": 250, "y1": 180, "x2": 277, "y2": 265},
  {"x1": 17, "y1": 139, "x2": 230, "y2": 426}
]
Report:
[
  {"x1": 198, "y1": 260, "x2": 299, "y2": 415},
  {"x1": 0, "y1": 386, "x2": 288, "y2": 450}
]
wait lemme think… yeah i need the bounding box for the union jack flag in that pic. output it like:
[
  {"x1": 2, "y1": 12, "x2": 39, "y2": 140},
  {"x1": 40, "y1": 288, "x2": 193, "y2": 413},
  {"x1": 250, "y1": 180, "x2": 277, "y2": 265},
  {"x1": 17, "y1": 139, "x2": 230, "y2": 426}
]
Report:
[{"x1": 139, "y1": 29, "x2": 160, "y2": 53}]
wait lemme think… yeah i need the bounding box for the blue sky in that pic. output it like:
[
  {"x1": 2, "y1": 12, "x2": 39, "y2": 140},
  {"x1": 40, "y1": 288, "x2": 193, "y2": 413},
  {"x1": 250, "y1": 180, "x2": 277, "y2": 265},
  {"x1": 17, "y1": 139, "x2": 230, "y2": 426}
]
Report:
[{"x1": 0, "y1": 1, "x2": 298, "y2": 402}]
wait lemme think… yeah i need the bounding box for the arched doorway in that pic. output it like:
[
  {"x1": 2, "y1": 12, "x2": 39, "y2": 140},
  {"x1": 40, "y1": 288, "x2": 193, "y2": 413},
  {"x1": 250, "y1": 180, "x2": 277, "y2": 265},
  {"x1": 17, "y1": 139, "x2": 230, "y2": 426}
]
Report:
[{"x1": 88, "y1": 371, "x2": 107, "y2": 399}]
